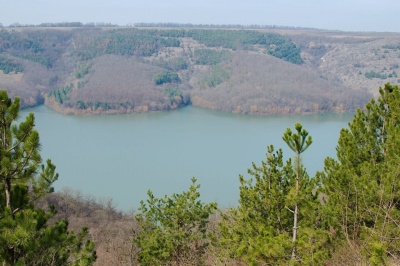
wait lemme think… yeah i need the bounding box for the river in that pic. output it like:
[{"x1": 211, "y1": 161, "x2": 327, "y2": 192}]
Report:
[{"x1": 21, "y1": 105, "x2": 354, "y2": 212}]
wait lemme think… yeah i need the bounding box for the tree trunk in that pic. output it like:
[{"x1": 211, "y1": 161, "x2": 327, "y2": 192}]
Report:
[
  {"x1": 291, "y1": 195, "x2": 298, "y2": 260},
  {"x1": 5, "y1": 178, "x2": 15, "y2": 265},
  {"x1": 5, "y1": 177, "x2": 11, "y2": 209},
  {"x1": 291, "y1": 154, "x2": 300, "y2": 261}
]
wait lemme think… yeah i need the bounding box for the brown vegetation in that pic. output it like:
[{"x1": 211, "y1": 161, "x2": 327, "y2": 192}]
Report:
[
  {"x1": 0, "y1": 58, "x2": 56, "y2": 107},
  {"x1": 1, "y1": 27, "x2": 400, "y2": 114},
  {"x1": 72, "y1": 55, "x2": 188, "y2": 112},
  {"x1": 189, "y1": 51, "x2": 370, "y2": 114},
  {"x1": 39, "y1": 189, "x2": 138, "y2": 266}
]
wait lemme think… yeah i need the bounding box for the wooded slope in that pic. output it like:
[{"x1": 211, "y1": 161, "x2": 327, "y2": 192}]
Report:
[{"x1": 0, "y1": 26, "x2": 399, "y2": 114}]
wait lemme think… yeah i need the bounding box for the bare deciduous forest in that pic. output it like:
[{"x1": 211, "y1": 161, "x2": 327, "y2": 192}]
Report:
[{"x1": 1, "y1": 26, "x2": 399, "y2": 114}]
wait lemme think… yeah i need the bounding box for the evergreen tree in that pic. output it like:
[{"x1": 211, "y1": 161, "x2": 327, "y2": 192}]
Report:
[
  {"x1": 134, "y1": 178, "x2": 217, "y2": 266},
  {"x1": 320, "y1": 83, "x2": 400, "y2": 265},
  {"x1": 282, "y1": 123, "x2": 312, "y2": 261},
  {"x1": 0, "y1": 90, "x2": 96, "y2": 265},
  {"x1": 219, "y1": 125, "x2": 327, "y2": 265}
]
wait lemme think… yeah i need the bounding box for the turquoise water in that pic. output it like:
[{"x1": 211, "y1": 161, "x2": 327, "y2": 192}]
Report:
[{"x1": 21, "y1": 105, "x2": 353, "y2": 212}]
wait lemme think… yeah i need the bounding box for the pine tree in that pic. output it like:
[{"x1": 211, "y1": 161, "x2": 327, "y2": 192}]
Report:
[
  {"x1": 0, "y1": 90, "x2": 96, "y2": 265},
  {"x1": 282, "y1": 123, "x2": 313, "y2": 261},
  {"x1": 219, "y1": 125, "x2": 328, "y2": 265},
  {"x1": 134, "y1": 177, "x2": 217, "y2": 266},
  {"x1": 320, "y1": 83, "x2": 400, "y2": 265}
]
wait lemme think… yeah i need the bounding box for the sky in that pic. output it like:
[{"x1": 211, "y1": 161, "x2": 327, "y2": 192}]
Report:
[{"x1": 1, "y1": 0, "x2": 399, "y2": 32}]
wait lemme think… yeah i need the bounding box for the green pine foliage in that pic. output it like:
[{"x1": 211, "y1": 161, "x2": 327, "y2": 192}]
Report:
[
  {"x1": 153, "y1": 70, "x2": 181, "y2": 85},
  {"x1": 49, "y1": 84, "x2": 73, "y2": 104},
  {"x1": 187, "y1": 29, "x2": 303, "y2": 64},
  {"x1": 193, "y1": 49, "x2": 231, "y2": 65},
  {"x1": 0, "y1": 90, "x2": 96, "y2": 265},
  {"x1": 282, "y1": 123, "x2": 313, "y2": 262},
  {"x1": 198, "y1": 65, "x2": 230, "y2": 89},
  {"x1": 73, "y1": 29, "x2": 181, "y2": 60},
  {"x1": 0, "y1": 29, "x2": 71, "y2": 68},
  {"x1": 163, "y1": 87, "x2": 184, "y2": 106},
  {"x1": 155, "y1": 57, "x2": 188, "y2": 71},
  {"x1": 219, "y1": 141, "x2": 328, "y2": 265},
  {"x1": 382, "y1": 43, "x2": 400, "y2": 50},
  {"x1": 71, "y1": 28, "x2": 302, "y2": 64},
  {"x1": 74, "y1": 63, "x2": 91, "y2": 79},
  {"x1": 365, "y1": 70, "x2": 388, "y2": 79},
  {"x1": 0, "y1": 56, "x2": 23, "y2": 74},
  {"x1": 134, "y1": 178, "x2": 217, "y2": 266},
  {"x1": 219, "y1": 146, "x2": 293, "y2": 265},
  {"x1": 320, "y1": 83, "x2": 400, "y2": 265}
]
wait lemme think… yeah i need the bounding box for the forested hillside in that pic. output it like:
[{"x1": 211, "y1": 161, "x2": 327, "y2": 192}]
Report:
[{"x1": 0, "y1": 26, "x2": 399, "y2": 114}]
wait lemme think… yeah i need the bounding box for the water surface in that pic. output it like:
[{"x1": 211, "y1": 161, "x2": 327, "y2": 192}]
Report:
[{"x1": 21, "y1": 105, "x2": 353, "y2": 211}]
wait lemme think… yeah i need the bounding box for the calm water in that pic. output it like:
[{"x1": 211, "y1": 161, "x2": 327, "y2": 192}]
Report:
[{"x1": 21, "y1": 105, "x2": 354, "y2": 212}]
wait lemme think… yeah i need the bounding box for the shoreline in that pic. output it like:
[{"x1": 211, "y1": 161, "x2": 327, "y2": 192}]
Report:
[{"x1": 25, "y1": 100, "x2": 357, "y2": 116}]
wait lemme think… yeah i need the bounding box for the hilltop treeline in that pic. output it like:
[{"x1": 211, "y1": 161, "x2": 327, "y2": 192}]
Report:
[
  {"x1": 1, "y1": 26, "x2": 394, "y2": 114},
  {"x1": 4, "y1": 22, "x2": 317, "y2": 30},
  {"x1": 5, "y1": 22, "x2": 117, "y2": 28}
]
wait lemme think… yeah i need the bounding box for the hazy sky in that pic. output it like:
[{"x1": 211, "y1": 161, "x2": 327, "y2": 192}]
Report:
[{"x1": 1, "y1": 0, "x2": 399, "y2": 32}]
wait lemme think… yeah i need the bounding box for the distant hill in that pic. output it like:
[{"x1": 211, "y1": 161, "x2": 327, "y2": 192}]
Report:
[{"x1": 0, "y1": 26, "x2": 399, "y2": 114}]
